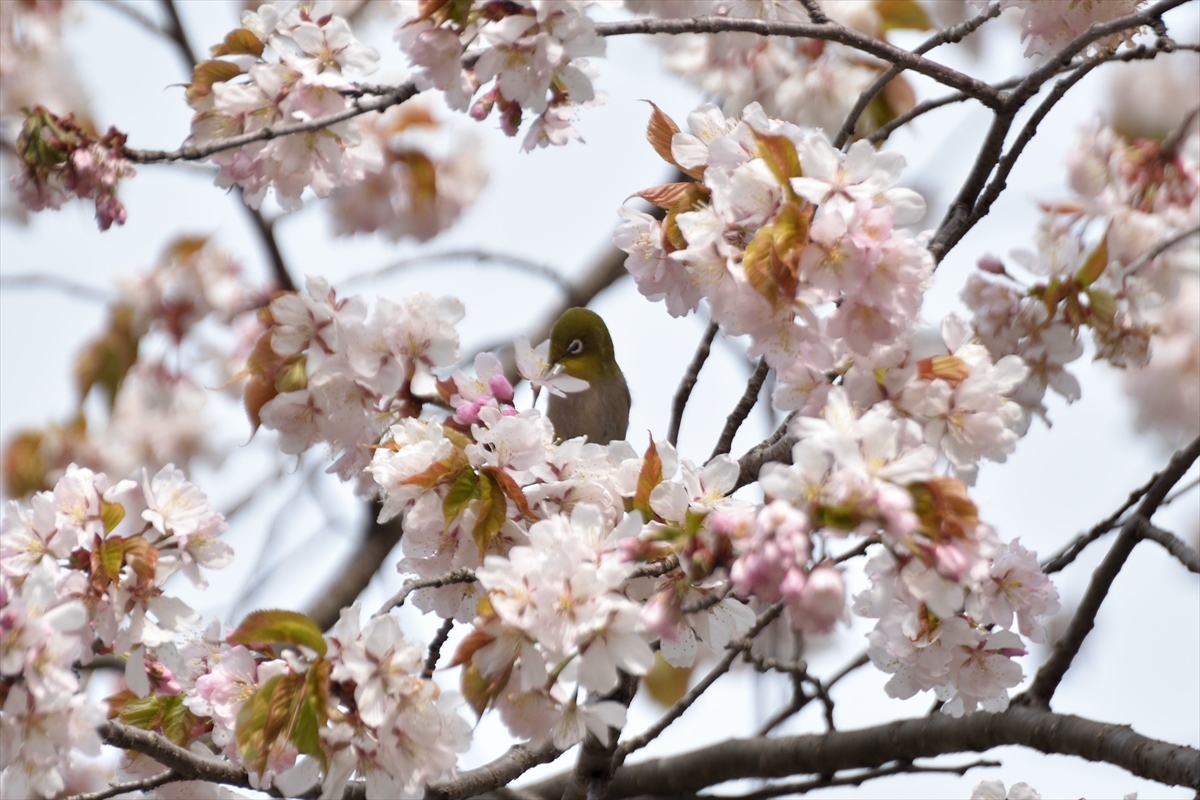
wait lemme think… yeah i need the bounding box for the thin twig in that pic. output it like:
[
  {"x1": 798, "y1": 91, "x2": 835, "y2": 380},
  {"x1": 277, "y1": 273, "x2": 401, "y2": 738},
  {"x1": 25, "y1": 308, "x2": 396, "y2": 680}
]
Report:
[
  {"x1": 717, "y1": 759, "x2": 1003, "y2": 800},
  {"x1": 668, "y1": 322, "x2": 719, "y2": 448},
  {"x1": 680, "y1": 585, "x2": 731, "y2": 615},
  {"x1": 834, "y1": 3, "x2": 1002, "y2": 149},
  {"x1": 377, "y1": 567, "x2": 477, "y2": 615},
  {"x1": 796, "y1": 0, "x2": 828, "y2": 25},
  {"x1": 63, "y1": 770, "x2": 179, "y2": 800},
  {"x1": 710, "y1": 359, "x2": 770, "y2": 461},
  {"x1": 1042, "y1": 463, "x2": 1160, "y2": 573},
  {"x1": 123, "y1": 84, "x2": 420, "y2": 164},
  {"x1": 1122, "y1": 223, "x2": 1200, "y2": 276},
  {"x1": 614, "y1": 601, "x2": 785, "y2": 763},
  {"x1": 423, "y1": 617, "x2": 455, "y2": 678},
  {"x1": 158, "y1": 0, "x2": 198, "y2": 66},
  {"x1": 1022, "y1": 436, "x2": 1200, "y2": 705}
]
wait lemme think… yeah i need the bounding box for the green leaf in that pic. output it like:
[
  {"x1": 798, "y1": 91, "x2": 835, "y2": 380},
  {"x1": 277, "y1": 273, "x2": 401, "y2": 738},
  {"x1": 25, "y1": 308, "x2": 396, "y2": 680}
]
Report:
[
  {"x1": 110, "y1": 690, "x2": 162, "y2": 730},
  {"x1": 229, "y1": 609, "x2": 327, "y2": 658},
  {"x1": 443, "y1": 467, "x2": 480, "y2": 528},
  {"x1": 876, "y1": 0, "x2": 933, "y2": 31},
  {"x1": 235, "y1": 674, "x2": 283, "y2": 774},
  {"x1": 100, "y1": 500, "x2": 125, "y2": 535},
  {"x1": 160, "y1": 695, "x2": 200, "y2": 745},
  {"x1": 1076, "y1": 234, "x2": 1109, "y2": 288},
  {"x1": 484, "y1": 466, "x2": 539, "y2": 522},
  {"x1": 472, "y1": 471, "x2": 508, "y2": 557}
]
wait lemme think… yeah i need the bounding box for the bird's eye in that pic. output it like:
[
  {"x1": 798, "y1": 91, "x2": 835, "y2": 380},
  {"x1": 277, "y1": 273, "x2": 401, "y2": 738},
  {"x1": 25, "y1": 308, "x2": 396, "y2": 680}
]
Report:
[{"x1": 567, "y1": 338, "x2": 584, "y2": 355}]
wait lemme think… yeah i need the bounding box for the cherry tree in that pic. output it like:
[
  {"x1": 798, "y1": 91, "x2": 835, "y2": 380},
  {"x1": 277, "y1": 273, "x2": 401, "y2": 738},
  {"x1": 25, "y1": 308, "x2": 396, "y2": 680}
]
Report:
[{"x1": 1, "y1": 1, "x2": 1198, "y2": 799}]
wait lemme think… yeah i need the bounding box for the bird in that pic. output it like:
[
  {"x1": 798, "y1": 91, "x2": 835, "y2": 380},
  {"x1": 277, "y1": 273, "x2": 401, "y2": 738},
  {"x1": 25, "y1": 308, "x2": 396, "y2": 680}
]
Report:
[{"x1": 544, "y1": 307, "x2": 630, "y2": 445}]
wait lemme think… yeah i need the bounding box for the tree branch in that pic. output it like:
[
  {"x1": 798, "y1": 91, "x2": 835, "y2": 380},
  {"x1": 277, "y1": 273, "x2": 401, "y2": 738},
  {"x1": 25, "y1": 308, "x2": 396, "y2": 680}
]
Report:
[
  {"x1": 423, "y1": 617, "x2": 455, "y2": 678},
  {"x1": 668, "y1": 322, "x2": 719, "y2": 448},
  {"x1": 713, "y1": 758, "x2": 1003, "y2": 800},
  {"x1": 376, "y1": 567, "x2": 477, "y2": 616},
  {"x1": 1135, "y1": 518, "x2": 1200, "y2": 573},
  {"x1": 709, "y1": 359, "x2": 770, "y2": 461},
  {"x1": 98, "y1": 722, "x2": 270, "y2": 792},
  {"x1": 64, "y1": 769, "x2": 179, "y2": 800},
  {"x1": 1022, "y1": 435, "x2": 1200, "y2": 705},
  {"x1": 614, "y1": 601, "x2": 785, "y2": 764},
  {"x1": 833, "y1": 3, "x2": 1002, "y2": 149},
  {"x1": 305, "y1": 509, "x2": 405, "y2": 632},
  {"x1": 424, "y1": 741, "x2": 563, "y2": 800},
  {"x1": 734, "y1": 413, "x2": 796, "y2": 491},
  {"x1": 522, "y1": 704, "x2": 1200, "y2": 798},
  {"x1": 593, "y1": 18, "x2": 1003, "y2": 107}
]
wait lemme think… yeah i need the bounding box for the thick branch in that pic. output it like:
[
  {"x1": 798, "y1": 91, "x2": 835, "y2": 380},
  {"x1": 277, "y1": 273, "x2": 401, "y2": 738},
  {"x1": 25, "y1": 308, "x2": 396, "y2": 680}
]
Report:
[
  {"x1": 98, "y1": 722, "x2": 266, "y2": 791},
  {"x1": 424, "y1": 742, "x2": 563, "y2": 800},
  {"x1": 523, "y1": 705, "x2": 1200, "y2": 798}
]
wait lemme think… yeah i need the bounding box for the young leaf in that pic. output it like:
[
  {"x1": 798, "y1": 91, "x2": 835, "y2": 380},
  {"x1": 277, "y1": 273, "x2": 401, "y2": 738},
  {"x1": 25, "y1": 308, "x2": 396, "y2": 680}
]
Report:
[
  {"x1": 472, "y1": 471, "x2": 509, "y2": 557},
  {"x1": 228, "y1": 609, "x2": 328, "y2": 658},
  {"x1": 633, "y1": 439, "x2": 664, "y2": 518},
  {"x1": 443, "y1": 467, "x2": 480, "y2": 528}
]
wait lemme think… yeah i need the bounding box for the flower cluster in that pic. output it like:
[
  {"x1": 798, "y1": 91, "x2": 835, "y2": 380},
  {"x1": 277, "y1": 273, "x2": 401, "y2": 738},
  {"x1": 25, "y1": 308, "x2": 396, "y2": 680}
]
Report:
[
  {"x1": 737, "y1": 389, "x2": 1060, "y2": 714},
  {"x1": 394, "y1": 0, "x2": 605, "y2": 150},
  {"x1": 329, "y1": 101, "x2": 488, "y2": 242},
  {"x1": 368, "y1": 396, "x2": 759, "y2": 741},
  {"x1": 185, "y1": 1, "x2": 383, "y2": 210},
  {"x1": 247, "y1": 277, "x2": 465, "y2": 491},
  {"x1": 965, "y1": 120, "x2": 1199, "y2": 426},
  {"x1": 616, "y1": 102, "x2": 932, "y2": 372},
  {"x1": 1, "y1": 464, "x2": 232, "y2": 796},
  {"x1": 9, "y1": 106, "x2": 135, "y2": 230}
]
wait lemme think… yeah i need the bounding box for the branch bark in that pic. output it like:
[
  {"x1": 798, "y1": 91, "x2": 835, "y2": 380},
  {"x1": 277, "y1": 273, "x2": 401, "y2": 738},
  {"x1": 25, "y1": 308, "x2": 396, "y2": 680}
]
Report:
[{"x1": 522, "y1": 705, "x2": 1200, "y2": 798}]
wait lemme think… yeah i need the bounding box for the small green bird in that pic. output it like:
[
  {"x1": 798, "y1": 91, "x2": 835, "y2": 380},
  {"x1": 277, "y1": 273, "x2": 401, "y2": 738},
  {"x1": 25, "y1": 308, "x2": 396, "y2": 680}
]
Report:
[{"x1": 545, "y1": 307, "x2": 631, "y2": 445}]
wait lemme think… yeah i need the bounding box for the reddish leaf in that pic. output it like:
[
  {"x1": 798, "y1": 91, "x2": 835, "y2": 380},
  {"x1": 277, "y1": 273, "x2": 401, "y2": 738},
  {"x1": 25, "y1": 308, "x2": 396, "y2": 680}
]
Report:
[
  {"x1": 483, "y1": 466, "x2": 539, "y2": 522},
  {"x1": 633, "y1": 439, "x2": 663, "y2": 518},
  {"x1": 212, "y1": 28, "x2": 265, "y2": 57},
  {"x1": 186, "y1": 60, "x2": 242, "y2": 105},
  {"x1": 635, "y1": 182, "x2": 695, "y2": 210},
  {"x1": 752, "y1": 130, "x2": 803, "y2": 187},
  {"x1": 644, "y1": 101, "x2": 681, "y2": 168}
]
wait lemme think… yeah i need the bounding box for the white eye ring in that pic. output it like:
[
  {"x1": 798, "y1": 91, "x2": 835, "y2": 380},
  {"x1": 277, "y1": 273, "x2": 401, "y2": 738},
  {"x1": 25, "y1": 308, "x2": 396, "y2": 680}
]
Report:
[{"x1": 567, "y1": 338, "x2": 584, "y2": 355}]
